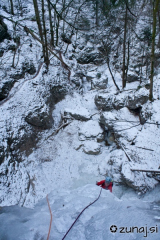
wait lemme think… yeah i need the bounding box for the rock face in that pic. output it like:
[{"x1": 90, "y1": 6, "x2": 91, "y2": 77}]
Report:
[
  {"x1": 77, "y1": 47, "x2": 104, "y2": 65},
  {"x1": 0, "y1": 80, "x2": 15, "y2": 101},
  {"x1": 125, "y1": 88, "x2": 149, "y2": 109},
  {"x1": 0, "y1": 61, "x2": 36, "y2": 101},
  {"x1": 95, "y1": 93, "x2": 116, "y2": 111},
  {"x1": 25, "y1": 105, "x2": 53, "y2": 129},
  {"x1": 22, "y1": 61, "x2": 36, "y2": 75},
  {"x1": 0, "y1": 79, "x2": 69, "y2": 165},
  {"x1": 92, "y1": 77, "x2": 108, "y2": 90},
  {"x1": 95, "y1": 88, "x2": 149, "y2": 111},
  {"x1": 64, "y1": 107, "x2": 91, "y2": 121},
  {"x1": 49, "y1": 84, "x2": 69, "y2": 105}
]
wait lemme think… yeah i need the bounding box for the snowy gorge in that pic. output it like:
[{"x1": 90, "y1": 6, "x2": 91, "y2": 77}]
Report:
[{"x1": 0, "y1": 0, "x2": 160, "y2": 239}]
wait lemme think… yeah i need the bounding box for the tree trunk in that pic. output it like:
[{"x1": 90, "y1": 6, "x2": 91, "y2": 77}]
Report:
[
  {"x1": 95, "y1": 0, "x2": 99, "y2": 27},
  {"x1": 149, "y1": 0, "x2": 160, "y2": 101},
  {"x1": 33, "y1": 0, "x2": 46, "y2": 60},
  {"x1": 107, "y1": 57, "x2": 120, "y2": 91},
  {"x1": 122, "y1": 3, "x2": 128, "y2": 89},
  {"x1": 56, "y1": 16, "x2": 60, "y2": 46},
  {"x1": 41, "y1": 0, "x2": 49, "y2": 66},
  {"x1": 47, "y1": 0, "x2": 54, "y2": 47},
  {"x1": 9, "y1": 0, "x2": 14, "y2": 15}
]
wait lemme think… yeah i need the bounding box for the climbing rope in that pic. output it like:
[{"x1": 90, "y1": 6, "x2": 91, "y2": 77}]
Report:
[
  {"x1": 46, "y1": 195, "x2": 53, "y2": 240},
  {"x1": 62, "y1": 188, "x2": 102, "y2": 240}
]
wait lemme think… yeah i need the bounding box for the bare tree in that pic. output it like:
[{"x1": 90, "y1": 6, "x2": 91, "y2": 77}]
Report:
[
  {"x1": 122, "y1": 2, "x2": 128, "y2": 88},
  {"x1": 9, "y1": 0, "x2": 14, "y2": 15},
  {"x1": 149, "y1": 0, "x2": 160, "y2": 101},
  {"x1": 41, "y1": 0, "x2": 49, "y2": 65},
  {"x1": 47, "y1": 0, "x2": 54, "y2": 47},
  {"x1": 33, "y1": 0, "x2": 49, "y2": 64}
]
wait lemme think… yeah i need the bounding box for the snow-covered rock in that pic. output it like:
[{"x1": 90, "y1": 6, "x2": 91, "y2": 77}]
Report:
[
  {"x1": 95, "y1": 92, "x2": 115, "y2": 111},
  {"x1": 77, "y1": 49, "x2": 104, "y2": 65},
  {"x1": 95, "y1": 88, "x2": 149, "y2": 111},
  {"x1": 78, "y1": 120, "x2": 103, "y2": 141},
  {"x1": 92, "y1": 77, "x2": 108, "y2": 90},
  {"x1": 64, "y1": 107, "x2": 91, "y2": 121},
  {"x1": 126, "y1": 88, "x2": 149, "y2": 110},
  {"x1": 25, "y1": 104, "x2": 53, "y2": 129},
  {"x1": 83, "y1": 140, "x2": 101, "y2": 155},
  {"x1": 127, "y1": 73, "x2": 139, "y2": 83}
]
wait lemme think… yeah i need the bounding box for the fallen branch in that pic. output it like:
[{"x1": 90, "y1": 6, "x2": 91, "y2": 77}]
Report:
[
  {"x1": 136, "y1": 146, "x2": 154, "y2": 151},
  {"x1": 47, "y1": 121, "x2": 72, "y2": 140},
  {"x1": 131, "y1": 169, "x2": 160, "y2": 174},
  {"x1": 55, "y1": 121, "x2": 72, "y2": 134},
  {"x1": 114, "y1": 137, "x2": 132, "y2": 162},
  {"x1": 112, "y1": 123, "x2": 141, "y2": 133}
]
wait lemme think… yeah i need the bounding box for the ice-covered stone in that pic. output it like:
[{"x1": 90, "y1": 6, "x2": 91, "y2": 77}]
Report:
[
  {"x1": 83, "y1": 140, "x2": 101, "y2": 155},
  {"x1": 95, "y1": 88, "x2": 149, "y2": 111},
  {"x1": 78, "y1": 120, "x2": 103, "y2": 140},
  {"x1": 25, "y1": 104, "x2": 53, "y2": 129},
  {"x1": 126, "y1": 88, "x2": 149, "y2": 110},
  {"x1": 64, "y1": 107, "x2": 91, "y2": 121}
]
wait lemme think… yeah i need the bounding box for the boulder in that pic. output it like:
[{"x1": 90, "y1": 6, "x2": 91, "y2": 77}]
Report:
[
  {"x1": 25, "y1": 104, "x2": 53, "y2": 129},
  {"x1": 71, "y1": 71, "x2": 85, "y2": 87},
  {"x1": 64, "y1": 107, "x2": 90, "y2": 121},
  {"x1": 100, "y1": 108, "x2": 140, "y2": 142},
  {"x1": 121, "y1": 162, "x2": 158, "y2": 192},
  {"x1": 127, "y1": 74, "x2": 139, "y2": 83},
  {"x1": 83, "y1": 140, "x2": 101, "y2": 155},
  {"x1": 78, "y1": 120, "x2": 103, "y2": 141},
  {"x1": 77, "y1": 52, "x2": 104, "y2": 65},
  {"x1": 22, "y1": 61, "x2": 36, "y2": 75},
  {"x1": 49, "y1": 84, "x2": 69, "y2": 105},
  {"x1": 100, "y1": 111, "x2": 117, "y2": 131},
  {"x1": 139, "y1": 104, "x2": 152, "y2": 124},
  {"x1": 92, "y1": 77, "x2": 108, "y2": 90},
  {"x1": 95, "y1": 88, "x2": 149, "y2": 111},
  {"x1": 0, "y1": 80, "x2": 15, "y2": 101},
  {"x1": 94, "y1": 93, "x2": 114, "y2": 111},
  {"x1": 126, "y1": 88, "x2": 149, "y2": 110},
  {"x1": 98, "y1": 149, "x2": 125, "y2": 183}
]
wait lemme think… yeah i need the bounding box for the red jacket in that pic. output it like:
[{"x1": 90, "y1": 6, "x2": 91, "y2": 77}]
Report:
[{"x1": 97, "y1": 180, "x2": 113, "y2": 192}]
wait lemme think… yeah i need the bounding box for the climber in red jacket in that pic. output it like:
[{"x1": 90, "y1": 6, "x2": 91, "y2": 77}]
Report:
[{"x1": 96, "y1": 176, "x2": 113, "y2": 192}]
